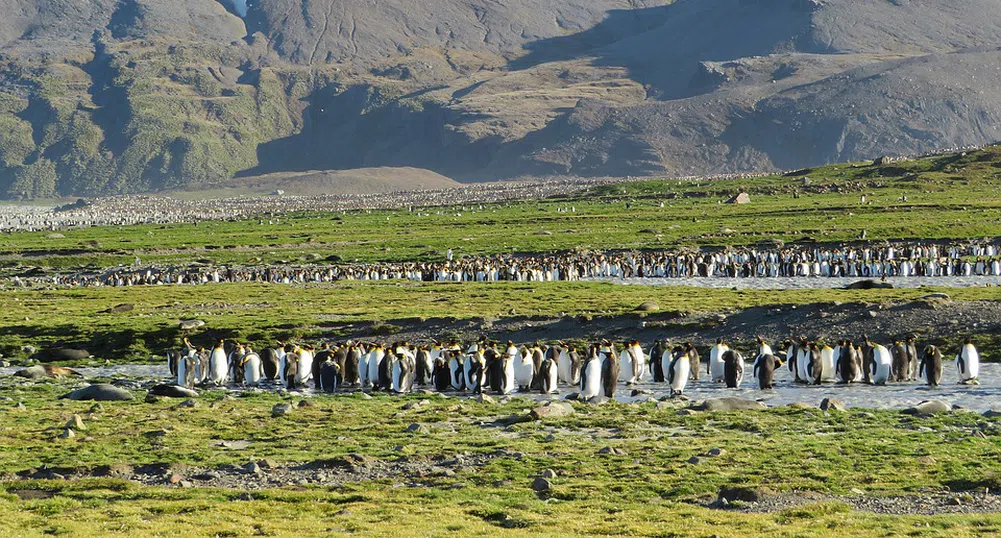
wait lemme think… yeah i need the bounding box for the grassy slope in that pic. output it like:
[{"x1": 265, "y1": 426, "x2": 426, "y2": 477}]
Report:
[
  {"x1": 2, "y1": 385, "x2": 1001, "y2": 536},
  {"x1": 4, "y1": 146, "x2": 1001, "y2": 270},
  {"x1": 3, "y1": 281, "x2": 1001, "y2": 362}
]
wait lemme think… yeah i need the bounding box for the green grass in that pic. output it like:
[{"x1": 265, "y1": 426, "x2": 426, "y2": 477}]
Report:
[
  {"x1": 5, "y1": 146, "x2": 1001, "y2": 270},
  {"x1": 3, "y1": 280, "x2": 1001, "y2": 363},
  {"x1": 2, "y1": 384, "x2": 1001, "y2": 536}
]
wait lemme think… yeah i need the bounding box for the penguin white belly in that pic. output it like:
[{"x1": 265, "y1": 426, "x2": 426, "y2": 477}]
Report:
[
  {"x1": 709, "y1": 345, "x2": 726, "y2": 382},
  {"x1": 629, "y1": 347, "x2": 647, "y2": 383},
  {"x1": 177, "y1": 358, "x2": 188, "y2": 387},
  {"x1": 514, "y1": 355, "x2": 534, "y2": 389},
  {"x1": 368, "y1": 350, "x2": 383, "y2": 386},
  {"x1": 670, "y1": 358, "x2": 690, "y2": 393},
  {"x1": 278, "y1": 354, "x2": 288, "y2": 384},
  {"x1": 872, "y1": 346, "x2": 892, "y2": 384},
  {"x1": 297, "y1": 351, "x2": 313, "y2": 383},
  {"x1": 619, "y1": 350, "x2": 634, "y2": 383},
  {"x1": 463, "y1": 357, "x2": 475, "y2": 389},
  {"x1": 244, "y1": 355, "x2": 262, "y2": 385},
  {"x1": 391, "y1": 360, "x2": 403, "y2": 393},
  {"x1": 557, "y1": 350, "x2": 573, "y2": 385},
  {"x1": 448, "y1": 358, "x2": 463, "y2": 390},
  {"x1": 358, "y1": 353, "x2": 371, "y2": 387},
  {"x1": 502, "y1": 361, "x2": 516, "y2": 394},
  {"x1": 661, "y1": 351, "x2": 674, "y2": 383},
  {"x1": 581, "y1": 360, "x2": 602, "y2": 399},
  {"x1": 210, "y1": 349, "x2": 228, "y2": 385},
  {"x1": 545, "y1": 364, "x2": 558, "y2": 393},
  {"x1": 820, "y1": 347, "x2": 836, "y2": 382},
  {"x1": 798, "y1": 349, "x2": 812, "y2": 383}
]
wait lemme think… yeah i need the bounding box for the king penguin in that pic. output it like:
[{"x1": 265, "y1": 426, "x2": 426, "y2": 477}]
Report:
[
  {"x1": 957, "y1": 338, "x2": 980, "y2": 385},
  {"x1": 920, "y1": 345, "x2": 943, "y2": 387}
]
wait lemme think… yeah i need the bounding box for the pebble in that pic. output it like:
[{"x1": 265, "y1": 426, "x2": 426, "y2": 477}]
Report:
[
  {"x1": 177, "y1": 399, "x2": 198, "y2": 409},
  {"x1": 532, "y1": 478, "x2": 552, "y2": 492},
  {"x1": 271, "y1": 403, "x2": 293, "y2": 417},
  {"x1": 406, "y1": 423, "x2": 429, "y2": 434},
  {"x1": 65, "y1": 414, "x2": 87, "y2": 431},
  {"x1": 243, "y1": 462, "x2": 262, "y2": 475},
  {"x1": 541, "y1": 469, "x2": 558, "y2": 479},
  {"x1": 59, "y1": 428, "x2": 75, "y2": 439}
]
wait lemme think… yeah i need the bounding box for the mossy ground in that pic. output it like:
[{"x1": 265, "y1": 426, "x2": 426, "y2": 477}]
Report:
[{"x1": 2, "y1": 382, "x2": 1001, "y2": 536}]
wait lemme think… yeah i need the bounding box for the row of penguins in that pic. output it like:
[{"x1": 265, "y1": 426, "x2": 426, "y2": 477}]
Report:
[{"x1": 165, "y1": 336, "x2": 981, "y2": 397}]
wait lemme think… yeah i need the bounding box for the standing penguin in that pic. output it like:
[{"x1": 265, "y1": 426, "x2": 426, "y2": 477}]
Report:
[
  {"x1": 891, "y1": 340, "x2": 908, "y2": 382},
  {"x1": 283, "y1": 344, "x2": 300, "y2": 390},
  {"x1": 869, "y1": 342, "x2": 893, "y2": 385},
  {"x1": 557, "y1": 344, "x2": 581, "y2": 386},
  {"x1": 753, "y1": 354, "x2": 782, "y2": 390},
  {"x1": 378, "y1": 348, "x2": 396, "y2": 391},
  {"x1": 312, "y1": 344, "x2": 332, "y2": 390},
  {"x1": 180, "y1": 353, "x2": 197, "y2": 389},
  {"x1": 580, "y1": 346, "x2": 603, "y2": 400},
  {"x1": 499, "y1": 346, "x2": 516, "y2": 395},
  {"x1": 819, "y1": 343, "x2": 836, "y2": 382},
  {"x1": 296, "y1": 345, "x2": 314, "y2": 386},
  {"x1": 785, "y1": 340, "x2": 801, "y2": 383},
  {"x1": 511, "y1": 342, "x2": 534, "y2": 391},
  {"x1": 708, "y1": 338, "x2": 728, "y2": 383},
  {"x1": 448, "y1": 346, "x2": 465, "y2": 391},
  {"x1": 539, "y1": 353, "x2": 558, "y2": 394},
  {"x1": 167, "y1": 350, "x2": 180, "y2": 380},
  {"x1": 368, "y1": 345, "x2": 385, "y2": 390},
  {"x1": 668, "y1": 346, "x2": 690, "y2": 396},
  {"x1": 957, "y1": 338, "x2": 980, "y2": 385},
  {"x1": 209, "y1": 340, "x2": 228, "y2": 385},
  {"x1": 391, "y1": 350, "x2": 412, "y2": 394},
  {"x1": 919, "y1": 345, "x2": 943, "y2": 387},
  {"x1": 432, "y1": 352, "x2": 451, "y2": 392},
  {"x1": 601, "y1": 345, "x2": 620, "y2": 398},
  {"x1": 806, "y1": 343, "x2": 824, "y2": 385},
  {"x1": 618, "y1": 340, "x2": 645, "y2": 385},
  {"x1": 529, "y1": 344, "x2": 545, "y2": 391},
  {"x1": 649, "y1": 339, "x2": 668, "y2": 382},
  {"x1": 242, "y1": 346, "x2": 263, "y2": 386},
  {"x1": 685, "y1": 343, "x2": 701, "y2": 381},
  {"x1": 319, "y1": 358, "x2": 339, "y2": 393},
  {"x1": 261, "y1": 346, "x2": 280, "y2": 380},
  {"x1": 722, "y1": 349, "x2": 744, "y2": 388},
  {"x1": 414, "y1": 347, "x2": 433, "y2": 386},
  {"x1": 751, "y1": 336, "x2": 772, "y2": 378},
  {"x1": 196, "y1": 348, "x2": 211, "y2": 384},
  {"x1": 485, "y1": 345, "x2": 504, "y2": 394},
  {"x1": 795, "y1": 339, "x2": 813, "y2": 384},
  {"x1": 835, "y1": 341, "x2": 859, "y2": 384},
  {"x1": 343, "y1": 345, "x2": 361, "y2": 386},
  {"x1": 905, "y1": 336, "x2": 919, "y2": 381},
  {"x1": 466, "y1": 350, "x2": 487, "y2": 394},
  {"x1": 228, "y1": 343, "x2": 246, "y2": 385}
]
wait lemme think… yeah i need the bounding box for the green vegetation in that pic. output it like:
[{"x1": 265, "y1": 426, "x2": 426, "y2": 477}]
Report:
[
  {"x1": 2, "y1": 384, "x2": 1001, "y2": 536},
  {"x1": 5, "y1": 146, "x2": 1001, "y2": 269}
]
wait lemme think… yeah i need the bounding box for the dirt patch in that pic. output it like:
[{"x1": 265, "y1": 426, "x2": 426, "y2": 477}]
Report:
[
  {"x1": 10, "y1": 451, "x2": 509, "y2": 490},
  {"x1": 707, "y1": 490, "x2": 1001, "y2": 515}
]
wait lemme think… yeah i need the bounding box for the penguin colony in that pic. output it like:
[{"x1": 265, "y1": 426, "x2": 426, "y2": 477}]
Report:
[{"x1": 165, "y1": 335, "x2": 981, "y2": 397}]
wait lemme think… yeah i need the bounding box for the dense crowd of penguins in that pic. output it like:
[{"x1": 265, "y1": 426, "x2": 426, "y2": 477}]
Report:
[
  {"x1": 23, "y1": 242, "x2": 1001, "y2": 289},
  {"x1": 166, "y1": 335, "x2": 981, "y2": 399}
]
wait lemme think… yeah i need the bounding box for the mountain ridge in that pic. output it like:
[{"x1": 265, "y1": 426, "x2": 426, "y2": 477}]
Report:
[{"x1": 1, "y1": 0, "x2": 1001, "y2": 198}]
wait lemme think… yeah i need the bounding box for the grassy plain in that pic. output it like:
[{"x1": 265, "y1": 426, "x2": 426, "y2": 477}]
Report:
[
  {"x1": 2, "y1": 384, "x2": 1001, "y2": 537},
  {"x1": 3, "y1": 147, "x2": 1001, "y2": 270},
  {"x1": 3, "y1": 281, "x2": 1001, "y2": 362}
]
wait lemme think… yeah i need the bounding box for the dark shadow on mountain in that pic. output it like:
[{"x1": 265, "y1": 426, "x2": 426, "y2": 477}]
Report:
[
  {"x1": 511, "y1": 0, "x2": 821, "y2": 100},
  {"x1": 241, "y1": 84, "x2": 506, "y2": 181}
]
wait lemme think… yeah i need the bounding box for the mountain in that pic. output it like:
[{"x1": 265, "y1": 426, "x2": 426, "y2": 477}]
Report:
[{"x1": 1, "y1": 0, "x2": 1001, "y2": 199}]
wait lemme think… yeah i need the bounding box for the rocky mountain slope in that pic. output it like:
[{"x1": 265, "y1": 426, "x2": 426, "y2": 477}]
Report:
[{"x1": 2, "y1": 0, "x2": 1001, "y2": 198}]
